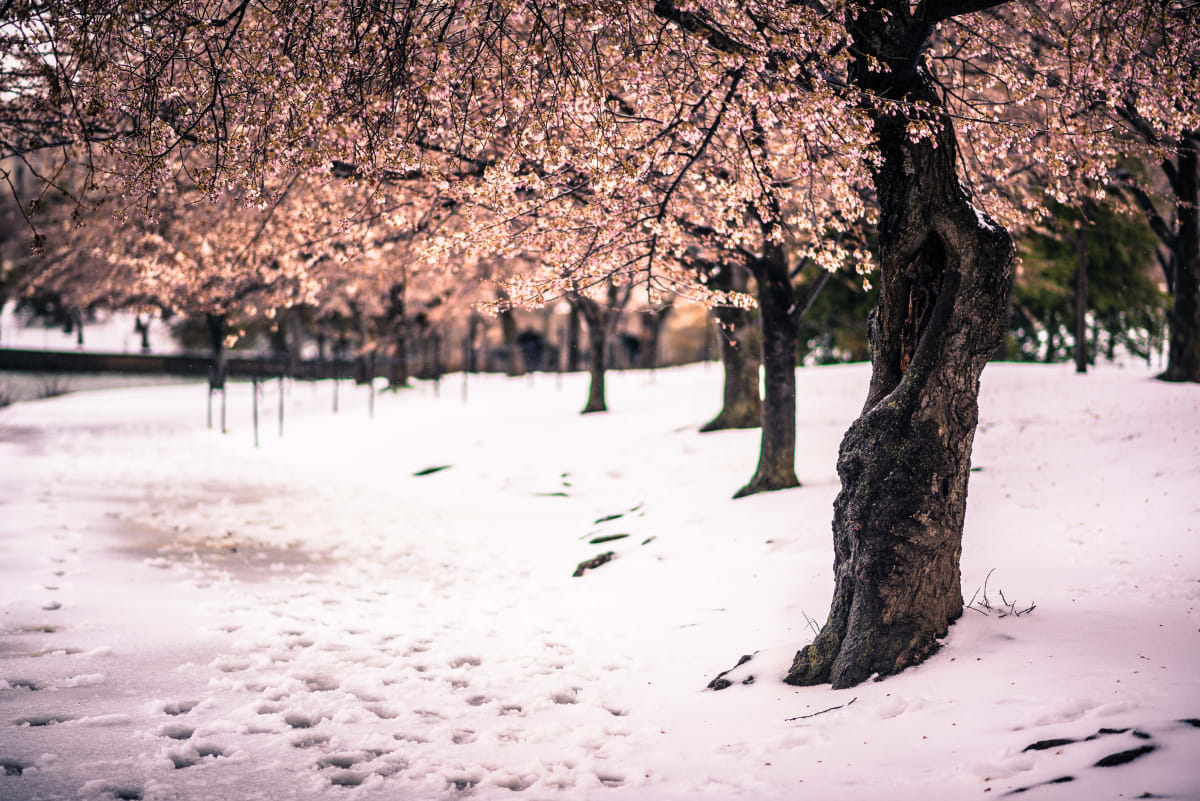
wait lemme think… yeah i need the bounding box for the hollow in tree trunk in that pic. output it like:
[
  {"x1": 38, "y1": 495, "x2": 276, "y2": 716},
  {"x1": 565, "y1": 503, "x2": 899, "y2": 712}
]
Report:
[
  {"x1": 785, "y1": 7, "x2": 1015, "y2": 688},
  {"x1": 734, "y1": 243, "x2": 799, "y2": 498},
  {"x1": 701, "y1": 262, "x2": 762, "y2": 432}
]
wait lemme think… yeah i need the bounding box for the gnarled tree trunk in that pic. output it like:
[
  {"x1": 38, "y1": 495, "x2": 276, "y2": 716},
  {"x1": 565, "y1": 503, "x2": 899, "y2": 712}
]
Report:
[
  {"x1": 701, "y1": 262, "x2": 762, "y2": 433},
  {"x1": 735, "y1": 242, "x2": 800, "y2": 497},
  {"x1": 785, "y1": 7, "x2": 1015, "y2": 689}
]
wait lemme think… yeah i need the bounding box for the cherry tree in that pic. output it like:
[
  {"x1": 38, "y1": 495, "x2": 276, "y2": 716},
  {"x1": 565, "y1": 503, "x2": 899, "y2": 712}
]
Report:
[{"x1": 7, "y1": 0, "x2": 1195, "y2": 689}]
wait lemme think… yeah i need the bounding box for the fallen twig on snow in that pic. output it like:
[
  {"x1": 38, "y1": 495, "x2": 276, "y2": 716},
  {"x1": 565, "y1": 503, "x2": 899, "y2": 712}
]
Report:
[{"x1": 785, "y1": 696, "x2": 857, "y2": 721}]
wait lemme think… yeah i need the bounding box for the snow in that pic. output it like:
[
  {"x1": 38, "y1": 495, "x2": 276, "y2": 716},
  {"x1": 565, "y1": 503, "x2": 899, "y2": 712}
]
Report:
[
  {"x1": 0, "y1": 302, "x2": 180, "y2": 355},
  {"x1": 1, "y1": 362, "x2": 1198, "y2": 800}
]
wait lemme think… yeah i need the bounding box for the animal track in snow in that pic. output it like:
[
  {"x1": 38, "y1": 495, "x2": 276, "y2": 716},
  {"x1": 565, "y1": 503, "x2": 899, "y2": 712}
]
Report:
[{"x1": 160, "y1": 700, "x2": 197, "y2": 716}]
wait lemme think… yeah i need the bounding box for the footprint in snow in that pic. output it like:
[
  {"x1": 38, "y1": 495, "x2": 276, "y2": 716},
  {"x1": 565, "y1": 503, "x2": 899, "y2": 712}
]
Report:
[
  {"x1": 155, "y1": 719, "x2": 195, "y2": 740},
  {"x1": 13, "y1": 714, "x2": 74, "y2": 727},
  {"x1": 167, "y1": 743, "x2": 226, "y2": 770},
  {"x1": 451, "y1": 729, "x2": 477, "y2": 745},
  {"x1": 1000, "y1": 720, "x2": 1200, "y2": 796},
  {"x1": 364, "y1": 703, "x2": 400, "y2": 720},
  {"x1": 551, "y1": 688, "x2": 580, "y2": 705},
  {"x1": 284, "y1": 712, "x2": 325, "y2": 729},
  {"x1": 316, "y1": 754, "x2": 362, "y2": 770},
  {"x1": 291, "y1": 733, "x2": 331, "y2": 749},
  {"x1": 596, "y1": 773, "x2": 625, "y2": 787},
  {"x1": 160, "y1": 701, "x2": 197, "y2": 716},
  {"x1": 2, "y1": 758, "x2": 31, "y2": 777},
  {"x1": 329, "y1": 771, "x2": 367, "y2": 787},
  {"x1": 298, "y1": 674, "x2": 339, "y2": 692}
]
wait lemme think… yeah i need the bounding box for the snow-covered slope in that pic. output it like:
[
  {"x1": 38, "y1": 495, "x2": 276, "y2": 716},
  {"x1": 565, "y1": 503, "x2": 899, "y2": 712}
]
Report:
[{"x1": 1, "y1": 363, "x2": 1197, "y2": 800}]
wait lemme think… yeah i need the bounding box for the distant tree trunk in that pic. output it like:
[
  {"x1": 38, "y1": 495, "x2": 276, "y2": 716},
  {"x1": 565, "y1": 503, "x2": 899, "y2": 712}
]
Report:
[
  {"x1": 735, "y1": 242, "x2": 800, "y2": 498},
  {"x1": 387, "y1": 282, "x2": 410, "y2": 387},
  {"x1": 1044, "y1": 310, "x2": 1057, "y2": 363},
  {"x1": 701, "y1": 262, "x2": 761, "y2": 433},
  {"x1": 206, "y1": 313, "x2": 227, "y2": 389},
  {"x1": 72, "y1": 309, "x2": 84, "y2": 346},
  {"x1": 565, "y1": 303, "x2": 582, "y2": 371},
  {"x1": 640, "y1": 303, "x2": 673, "y2": 370},
  {"x1": 498, "y1": 306, "x2": 525, "y2": 376},
  {"x1": 1075, "y1": 222, "x2": 1089, "y2": 374},
  {"x1": 785, "y1": 9, "x2": 1015, "y2": 689},
  {"x1": 285, "y1": 307, "x2": 304, "y2": 375},
  {"x1": 1161, "y1": 138, "x2": 1200, "y2": 382},
  {"x1": 134, "y1": 315, "x2": 151, "y2": 353},
  {"x1": 577, "y1": 297, "x2": 607, "y2": 413},
  {"x1": 466, "y1": 314, "x2": 481, "y2": 372}
]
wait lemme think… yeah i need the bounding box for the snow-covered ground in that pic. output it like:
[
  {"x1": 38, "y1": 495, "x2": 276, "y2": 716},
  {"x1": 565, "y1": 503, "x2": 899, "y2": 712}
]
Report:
[
  {"x1": 0, "y1": 303, "x2": 179, "y2": 356},
  {"x1": 1, "y1": 362, "x2": 1197, "y2": 801}
]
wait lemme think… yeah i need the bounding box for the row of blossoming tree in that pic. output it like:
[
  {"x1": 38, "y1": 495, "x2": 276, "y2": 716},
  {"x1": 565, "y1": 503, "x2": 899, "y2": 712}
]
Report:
[{"x1": 2, "y1": 0, "x2": 1196, "y2": 688}]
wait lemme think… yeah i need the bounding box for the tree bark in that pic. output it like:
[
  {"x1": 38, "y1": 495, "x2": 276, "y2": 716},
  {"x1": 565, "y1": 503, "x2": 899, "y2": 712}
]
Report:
[
  {"x1": 701, "y1": 263, "x2": 762, "y2": 432},
  {"x1": 734, "y1": 243, "x2": 800, "y2": 497},
  {"x1": 785, "y1": 5, "x2": 1015, "y2": 689},
  {"x1": 1160, "y1": 138, "x2": 1200, "y2": 382}
]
